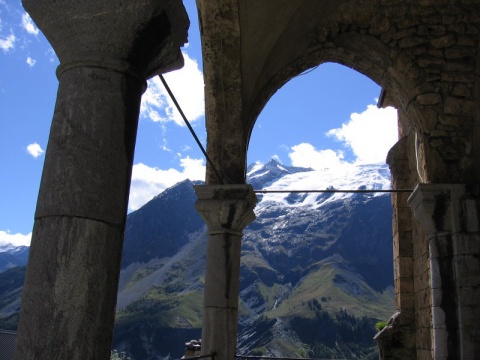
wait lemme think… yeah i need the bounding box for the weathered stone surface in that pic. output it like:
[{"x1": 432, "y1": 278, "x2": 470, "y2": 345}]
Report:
[
  {"x1": 16, "y1": 1, "x2": 188, "y2": 359},
  {"x1": 444, "y1": 96, "x2": 474, "y2": 116},
  {"x1": 430, "y1": 34, "x2": 456, "y2": 48},
  {"x1": 416, "y1": 93, "x2": 442, "y2": 105},
  {"x1": 16, "y1": 217, "x2": 124, "y2": 360},
  {"x1": 194, "y1": 185, "x2": 257, "y2": 360}
]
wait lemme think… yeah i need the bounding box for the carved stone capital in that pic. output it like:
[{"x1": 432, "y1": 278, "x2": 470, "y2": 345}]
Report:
[
  {"x1": 408, "y1": 183, "x2": 466, "y2": 238},
  {"x1": 22, "y1": 0, "x2": 189, "y2": 78},
  {"x1": 194, "y1": 185, "x2": 257, "y2": 235}
]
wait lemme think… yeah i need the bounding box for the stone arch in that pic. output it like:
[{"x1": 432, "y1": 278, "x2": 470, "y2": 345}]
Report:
[
  {"x1": 201, "y1": 0, "x2": 480, "y2": 185},
  {"x1": 245, "y1": 32, "x2": 398, "y2": 151},
  {"x1": 197, "y1": 2, "x2": 480, "y2": 358}
]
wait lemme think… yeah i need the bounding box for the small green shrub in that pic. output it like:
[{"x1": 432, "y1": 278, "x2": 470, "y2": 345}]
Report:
[{"x1": 375, "y1": 320, "x2": 388, "y2": 332}]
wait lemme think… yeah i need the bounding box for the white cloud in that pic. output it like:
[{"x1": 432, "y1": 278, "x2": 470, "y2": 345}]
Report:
[
  {"x1": 288, "y1": 104, "x2": 397, "y2": 170},
  {"x1": 45, "y1": 47, "x2": 57, "y2": 62},
  {"x1": 26, "y1": 142, "x2": 44, "y2": 158},
  {"x1": 327, "y1": 104, "x2": 398, "y2": 164},
  {"x1": 128, "y1": 157, "x2": 205, "y2": 211},
  {"x1": 140, "y1": 51, "x2": 204, "y2": 126},
  {"x1": 0, "y1": 33, "x2": 15, "y2": 52},
  {"x1": 21, "y1": 13, "x2": 39, "y2": 36},
  {"x1": 289, "y1": 143, "x2": 348, "y2": 170},
  {"x1": 0, "y1": 230, "x2": 31, "y2": 247},
  {"x1": 26, "y1": 56, "x2": 36, "y2": 67}
]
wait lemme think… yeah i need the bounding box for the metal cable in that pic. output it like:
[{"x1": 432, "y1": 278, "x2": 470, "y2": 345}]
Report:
[
  {"x1": 236, "y1": 355, "x2": 331, "y2": 360},
  {"x1": 158, "y1": 76, "x2": 411, "y2": 193},
  {"x1": 254, "y1": 189, "x2": 412, "y2": 194},
  {"x1": 159, "y1": 75, "x2": 224, "y2": 184}
]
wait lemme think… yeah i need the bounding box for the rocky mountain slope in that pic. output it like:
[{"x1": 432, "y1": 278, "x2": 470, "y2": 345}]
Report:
[
  {"x1": 113, "y1": 160, "x2": 394, "y2": 359},
  {"x1": 0, "y1": 245, "x2": 29, "y2": 273},
  {"x1": 0, "y1": 160, "x2": 395, "y2": 359}
]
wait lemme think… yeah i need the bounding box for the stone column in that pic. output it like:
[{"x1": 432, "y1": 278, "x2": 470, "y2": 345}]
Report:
[
  {"x1": 15, "y1": 1, "x2": 187, "y2": 359},
  {"x1": 408, "y1": 184, "x2": 480, "y2": 360},
  {"x1": 195, "y1": 185, "x2": 257, "y2": 360},
  {"x1": 376, "y1": 136, "x2": 416, "y2": 360}
]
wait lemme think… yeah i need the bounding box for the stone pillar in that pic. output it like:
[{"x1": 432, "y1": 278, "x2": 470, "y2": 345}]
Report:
[
  {"x1": 408, "y1": 184, "x2": 480, "y2": 360},
  {"x1": 15, "y1": 1, "x2": 187, "y2": 359},
  {"x1": 194, "y1": 185, "x2": 257, "y2": 360},
  {"x1": 376, "y1": 136, "x2": 416, "y2": 359}
]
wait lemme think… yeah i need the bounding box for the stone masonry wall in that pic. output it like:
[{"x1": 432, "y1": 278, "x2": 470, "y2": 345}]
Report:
[{"x1": 305, "y1": 1, "x2": 480, "y2": 185}]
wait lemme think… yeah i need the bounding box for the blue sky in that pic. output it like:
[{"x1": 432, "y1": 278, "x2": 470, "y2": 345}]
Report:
[{"x1": 0, "y1": 0, "x2": 397, "y2": 246}]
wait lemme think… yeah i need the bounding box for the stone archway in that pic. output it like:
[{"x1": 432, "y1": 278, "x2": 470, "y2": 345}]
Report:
[{"x1": 196, "y1": 1, "x2": 480, "y2": 359}]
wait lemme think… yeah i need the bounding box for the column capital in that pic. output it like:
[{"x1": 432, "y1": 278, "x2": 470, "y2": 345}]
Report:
[
  {"x1": 194, "y1": 185, "x2": 257, "y2": 235},
  {"x1": 408, "y1": 183, "x2": 470, "y2": 238},
  {"x1": 22, "y1": 0, "x2": 189, "y2": 79}
]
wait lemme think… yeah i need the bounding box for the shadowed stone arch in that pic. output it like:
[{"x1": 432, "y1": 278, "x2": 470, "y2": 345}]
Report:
[
  {"x1": 196, "y1": 1, "x2": 480, "y2": 359},
  {"x1": 245, "y1": 32, "x2": 396, "y2": 148}
]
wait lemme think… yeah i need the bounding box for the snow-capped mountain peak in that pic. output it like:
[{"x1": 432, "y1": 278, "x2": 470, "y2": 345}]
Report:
[
  {"x1": 249, "y1": 161, "x2": 391, "y2": 211},
  {"x1": 246, "y1": 159, "x2": 313, "y2": 190}
]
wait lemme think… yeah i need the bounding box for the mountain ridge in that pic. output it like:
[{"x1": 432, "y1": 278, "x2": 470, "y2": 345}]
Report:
[{"x1": 0, "y1": 160, "x2": 394, "y2": 359}]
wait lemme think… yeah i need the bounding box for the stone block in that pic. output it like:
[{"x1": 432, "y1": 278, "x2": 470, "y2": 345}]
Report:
[
  {"x1": 445, "y1": 46, "x2": 475, "y2": 59},
  {"x1": 456, "y1": 35, "x2": 477, "y2": 46},
  {"x1": 445, "y1": 59, "x2": 475, "y2": 72},
  {"x1": 416, "y1": 306, "x2": 432, "y2": 328},
  {"x1": 400, "y1": 292, "x2": 416, "y2": 311},
  {"x1": 448, "y1": 22, "x2": 466, "y2": 33},
  {"x1": 419, "y1": 0, "x2": 437, "y2": 7},
  {"x1": 396, "y1": 191, "x2": 413, "y2": 206},
  {"x1": 453, "y1": 254, "x2": 480, "y2": 286},
  {"x1": 451, "y1": 83, "x2": 471, "y2": 98},
  {"x1": 417, "y1": 55, "x2": 446, "y2": 68},
  {"x1": 431, "y1": 288, "x2": 443, "y2": 307},
  {"x1": 413, "y1": 257, "x2": 424, "y2": 278},
  {"x1": 430, "y1": 34, "x2": 456, "y2": 48},
  {"x1": 441, "y1": 72, "x2": 473, "y2": 82},
  {"x1": 426, "y1": 48, "x2": 444, "y2": 57},
  {"x1": 416, "y1": 92, "x2": 442, "y2": 105},
  {"x1": 391, "y1": 28, "x2": 418, "y2": 41},
  {"x1": 459, "y1": 305, "x2": 480, "y2": 328},
  {"x1": 432, "y1": 306, "x2": 447, "y2": 329},
  {"x1": 429, "y1": 259, "x2": 442, "y2": 289},
  {"x1": 421, "y1": 13, "x2": 443, "y2": 25},
  {"x1": 416, "y1": 349, "x2": 433, "y2": 359},
  {"x1": 410, "y1": 45, "x2": 428, "y2": 55},
  {"x1": 397, "y1": 209, "x2": 414, "y2": 230},
  {"x1": 444, "y1": 96, "x2": 474, "y2": 116},
  {"x1": 413, "y1": 272, "x2": 424, "y2": 291},
  {"x1": 416, "y1": 328, "x2": 432, "y2": 352},
  {"x1": 396, "y1": 277, "x2": 414, "y2": 293},
  {"x1": 398, "y1": 231, "x2": 414, "y2": 256},
  {"x1": 395, "y1": 256, "x2": 414, "y2": 279},
  {"x1": 418, "y1": 24, "x2": 447, "y2": 36},
  {"x1": 457, "y1": 286, "x2": 480, "y2": 306},
  {"x1": 438, "y1": 114, "x2": 462, "y2": 126},
  {"x1": 462, "y1": 199, "x2": 480, "y2": 232},
  {"x1": 453, "y1": 233, "x2": 480, "y2": 256},
  {"x1": 415, "y1": 287, "x2": 431, "y2": 308},
  {"x1": 399, "y1": 36, "x2": 427, "y2": 48}
]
